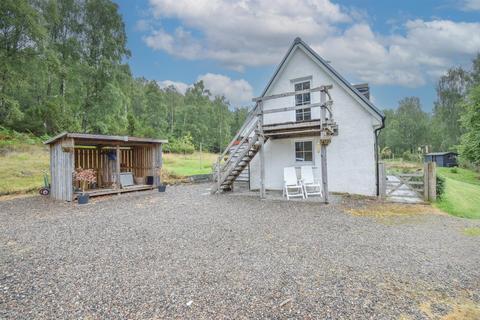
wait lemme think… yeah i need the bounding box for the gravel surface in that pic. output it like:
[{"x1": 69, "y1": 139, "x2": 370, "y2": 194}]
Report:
[{"x1": 1, "y1": 184, "x2": 479, "y2": 319}]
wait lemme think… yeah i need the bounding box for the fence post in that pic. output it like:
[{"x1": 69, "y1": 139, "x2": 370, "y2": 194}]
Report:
[
  {"x1": 423, "y1": 162, "x2": 429, "y2": 201},
  {"x1": 378, "y1": 162, "x2": 386, "y2": 198},
  {"x1": 423, "y1": 161, "x2": 437, "y2": 202},
  {"x1": 428, "y1": 161, "x2": 437, "y2": 201},
  {"x1": 216, "y1": 158, "x2": 221, "y2": 193}
]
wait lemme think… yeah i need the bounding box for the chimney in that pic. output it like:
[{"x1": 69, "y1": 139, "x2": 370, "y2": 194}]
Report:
[{"x1": 353, "y1": 83, "x2": 370, "y2": 100}]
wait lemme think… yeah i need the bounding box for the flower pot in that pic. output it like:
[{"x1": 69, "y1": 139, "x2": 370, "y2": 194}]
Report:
[
  {"x1": 146, "y1": 176, "x2": 154, "y2": 185},
  {"x1": 158, "y1": 185, "x2": 166, "y2": 192},
  {"x1": 78, "y1": 194, "x2": 89, "y2": 204},
  {"x1": 134, "y1": 176, "x2": 145, "y2": 185}
]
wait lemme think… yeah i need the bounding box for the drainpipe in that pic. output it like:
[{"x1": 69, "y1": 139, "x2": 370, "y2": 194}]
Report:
[{"x1": 374, "y1": 117, "x2": 385, "y2": 196}]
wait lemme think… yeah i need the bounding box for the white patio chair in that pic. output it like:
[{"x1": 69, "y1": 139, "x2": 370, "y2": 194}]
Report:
[
  {"x1": 300, "y1": 166, "x2": 322, "y2": 198},
  {"x1": 283, "y1": 167, "x2": 305, "y2": 200}
]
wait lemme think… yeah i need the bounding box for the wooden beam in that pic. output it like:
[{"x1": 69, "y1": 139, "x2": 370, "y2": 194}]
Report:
[
  {"x1": 116, "y1": 145, "x2": 121, "y2": 189},
  {"x1": 259, "y1": 101, "x2": 266, "y2": 199},
  {"x1": 252, "y1": 85, "x2": 333, "y2": 102},
  {"x1": 320, "y1": 91, "x2": 329, "y2": 204},
  {"x1": 262, "y1": 103, "x2": 322, "y2": 114}
]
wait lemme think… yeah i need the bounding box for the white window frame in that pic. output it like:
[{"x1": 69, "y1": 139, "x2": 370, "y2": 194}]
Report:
[
  {"x1": 294, "y1": 139, "x2": 314, "y2": 163},
  {"x1": 294, "y1": 79, "x2": 312, "y2": 122}
]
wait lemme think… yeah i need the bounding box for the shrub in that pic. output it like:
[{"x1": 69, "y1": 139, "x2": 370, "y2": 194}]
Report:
[
  {"x1": 164, "y1": 133, "x2": 195, "y2": 154},
  {"x1": 401, "y1": 151, "x2": 411, "y2": 162},
  {"x1": 450, "y1": 167, "x2": 458, "y2": 174},
  {"x1": 436, "y1": 175, "x2": 445, "y2": 200}
]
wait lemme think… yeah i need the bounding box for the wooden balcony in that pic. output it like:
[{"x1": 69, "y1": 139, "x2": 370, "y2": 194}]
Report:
[{"x1": 263, "y1": 119, "x2": 338, "y2": 139}]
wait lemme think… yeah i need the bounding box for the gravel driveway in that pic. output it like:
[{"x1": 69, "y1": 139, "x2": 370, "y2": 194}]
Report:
[{"x1": 1, "y1": 184, "x2": 479, "y2": 319}]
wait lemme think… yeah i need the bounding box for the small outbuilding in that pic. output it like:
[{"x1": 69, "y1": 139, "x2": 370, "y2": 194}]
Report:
[
  {"x1": 424, "y1": 152, "x2": 458, "y2": 167},
  {"x1": 44, "y1": 133, "x2": 167, "y2": 201}
]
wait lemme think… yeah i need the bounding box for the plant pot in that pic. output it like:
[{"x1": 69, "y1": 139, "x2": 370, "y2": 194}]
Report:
[
  {"x1": 146, "y1": 176, "x2": 154, "y2": 185},
  {"x1": 158, "y1": 185, "x2": 166, "y2": 192},
  {"x1": 134, "y1": 176, "x2": 145, "y2": 185},
  {"x1": 78, "y1": 194, "x2": 89, "y2": 204}
]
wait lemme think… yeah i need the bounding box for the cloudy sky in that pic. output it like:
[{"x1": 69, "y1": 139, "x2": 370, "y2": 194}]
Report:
[{"x1": 116, "y1": 0, "x2": 480, "y2": 110}]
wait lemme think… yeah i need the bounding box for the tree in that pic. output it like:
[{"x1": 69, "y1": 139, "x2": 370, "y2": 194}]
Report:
[
  {"x1": 380, "y1": 97, "x2": 430, "y2": 156},
  {"x1": 0, "y1": 0, "x2": 45, "y2": 126},
  {"x1": 431, "y1": 67, "x2": 471, "y2": 150},
  {"x1": 459, "y1": 84, "x2": 480, "y2": 165}
]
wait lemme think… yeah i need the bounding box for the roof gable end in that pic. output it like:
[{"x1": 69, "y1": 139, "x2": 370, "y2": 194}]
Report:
[{"x1": 261, "y1": 37, "x2": 385, "y2": 120}]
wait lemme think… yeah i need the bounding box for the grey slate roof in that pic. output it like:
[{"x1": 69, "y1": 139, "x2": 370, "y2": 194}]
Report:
[
  {"x1": 260, "y1": 37, "x2": 385, "y2": 120},
  {"x1": 44, "y1": 132, "x2": 168, "y2": 145}
]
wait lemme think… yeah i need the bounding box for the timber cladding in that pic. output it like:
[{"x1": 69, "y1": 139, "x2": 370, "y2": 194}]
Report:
[{"x1": 46, "y1": 133, "x2": 166, "y2": 201}]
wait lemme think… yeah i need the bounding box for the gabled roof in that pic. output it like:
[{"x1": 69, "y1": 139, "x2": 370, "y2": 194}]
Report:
[
  {"x1": 260, "y1": 37, "x2": 385, "y2": 120},
  {"x1": 44, "y1": 132, "x2": 167, "y2": 145}
]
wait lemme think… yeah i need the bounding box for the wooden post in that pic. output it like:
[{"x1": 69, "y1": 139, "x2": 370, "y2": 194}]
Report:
[
  {"x1": 116, "y1": 145, "x2": 121, "y2": 190},
  {"x1": 423, "y1": 161, "x2": 437, "y2": 201},
  {"x1": 428, "y1": 161, "x2": 436, "y2": 201},
  {"x1": 378, "y1": 162, "x2": 386, "y2": 198},
  {"x1": 258, "y1": 101, "x2": 266, "y2": 199},
  {"x1": 216, "y1": 158, "x2": 221, "y2": 193},
  {"x1": 320, "y1": 91, "x2": 328, "y2": 204},
  {"x1": 423, "y1": 162, "x2": 429, "y2": 201}
]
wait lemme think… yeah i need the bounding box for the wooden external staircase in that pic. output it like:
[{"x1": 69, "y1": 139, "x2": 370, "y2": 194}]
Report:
[{"x1": 211, "y1": 105, "x2": 265, "y2": 193}]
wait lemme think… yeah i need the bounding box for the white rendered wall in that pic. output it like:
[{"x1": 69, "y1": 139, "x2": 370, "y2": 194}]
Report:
[{"x1": 249, "y1": 46, "x2": 381, "y2": 196}]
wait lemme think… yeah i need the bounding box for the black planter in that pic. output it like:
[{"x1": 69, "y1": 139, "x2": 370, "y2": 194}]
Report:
[
  {"x1": 78, "y1": 194, "x2": 89, "y2": 204},
  {"x1": 158, "y1": 185, "x2": 166, "y2": 192},
  {"x1": 146, "y1": 176, "x2": 154, "y2": 185}
]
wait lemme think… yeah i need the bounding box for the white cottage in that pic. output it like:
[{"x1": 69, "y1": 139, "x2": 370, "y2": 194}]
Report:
[{"x1": 212, "y1": 37, "x2": 385, "y2": 197}]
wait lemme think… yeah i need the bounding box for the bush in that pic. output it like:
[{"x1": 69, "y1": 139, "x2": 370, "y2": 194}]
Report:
[
  {"x1": 450, "y1": 167, "x2": 458, "y2": 174},
  {"x1": 436, "y1": 175, "x2": 445, "y2": 200},
  {"x1": 164, "y1": 133, "x2": 195, "y2": 154},
  {"x1": 401, "y1": 151, "x2": 412, "y2": 162}
]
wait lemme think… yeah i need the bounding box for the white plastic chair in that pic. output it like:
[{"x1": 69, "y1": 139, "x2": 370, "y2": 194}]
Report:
[
  {"x1": 283, "y1": 167, "x2": 305, "y2": 200},
  {"x1": 300, "y1": 166, "x2": 322, "y2": 198}
]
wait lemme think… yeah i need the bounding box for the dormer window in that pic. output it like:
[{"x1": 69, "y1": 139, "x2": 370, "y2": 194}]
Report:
[{"x1": 295, "y1": 80, "x2": 311, "y2": 121}]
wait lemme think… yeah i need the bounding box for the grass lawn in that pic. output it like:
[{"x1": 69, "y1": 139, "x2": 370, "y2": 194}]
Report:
[
  {"x1": 162, "y1": 151, "x2": 217, "y2": 177},
  {"x1": 435, "y1": 167, "x2": 480, "y2": 219},
  {"x1": 0, "y1": 147, "x2": 50, "y2": 195}
]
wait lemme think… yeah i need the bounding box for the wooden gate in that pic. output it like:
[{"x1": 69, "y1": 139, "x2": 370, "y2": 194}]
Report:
[{"x1": 379, "y1": 162, "x2": 437, "y2": 203}]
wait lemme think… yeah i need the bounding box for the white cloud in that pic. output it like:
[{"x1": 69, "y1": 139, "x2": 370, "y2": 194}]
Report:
[
  {"x1": 157, "y1": 74, "x2": 254, "y2": 106},
  {"x1": 157, "y1": 80, "x2": 192, "y2": 94},
  {"x1": 462, "y1": 0, "x2": 480, "y2": 11},
  {"x1": 143, "y1": 0, "x2": 480, "y2": 87},
  {"x1": 197, "y1": 73, "x2": 254, "y2": 106}
]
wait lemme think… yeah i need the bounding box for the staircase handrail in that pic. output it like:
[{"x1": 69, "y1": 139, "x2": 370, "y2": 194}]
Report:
[{"x1": 217, "y1": 103, "x2": 259, "y2": 164}]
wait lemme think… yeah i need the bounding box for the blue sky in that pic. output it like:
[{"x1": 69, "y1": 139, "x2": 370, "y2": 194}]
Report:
[{"x1": 115, "y1": 0, "x2": 480, "y2": 111}]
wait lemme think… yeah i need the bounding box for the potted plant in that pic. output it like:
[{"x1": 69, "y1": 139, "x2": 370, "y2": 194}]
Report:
[
  {"x1": 74, "y1": 168, "x2": 96, "y2": 204},
  {"x1": 157, "y1": 168, "x2": 166, "y2": 192}
]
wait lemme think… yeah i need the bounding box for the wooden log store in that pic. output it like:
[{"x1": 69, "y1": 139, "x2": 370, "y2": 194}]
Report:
[{"x1": 44, "y1": 133, "x2": 167, "y2": 201}]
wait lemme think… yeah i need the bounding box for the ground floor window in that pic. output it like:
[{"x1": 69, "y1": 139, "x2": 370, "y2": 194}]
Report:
[{"x1": 295, "y1": 141, "x2": 313, "y2": 162}]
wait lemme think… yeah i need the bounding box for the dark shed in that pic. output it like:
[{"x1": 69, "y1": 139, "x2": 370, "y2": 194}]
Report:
[{"x1": 424, "y1": 152, "x2": 458, "y2": 167}]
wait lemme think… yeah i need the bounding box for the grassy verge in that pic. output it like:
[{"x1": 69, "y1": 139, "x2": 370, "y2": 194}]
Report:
[
  {"x1": 435, "y1": 167, "x2": 480, "y2": 219},
  {"x1": 0, "y1": 147, "x2": 49, "y2": 195},
  {"x1": 162, "y1": 152, "x2": 217, "y2": 177}
]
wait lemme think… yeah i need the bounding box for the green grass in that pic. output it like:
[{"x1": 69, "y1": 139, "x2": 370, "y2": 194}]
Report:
[
  {"x1": 0, "y1": 146, "x2": 50, "y2": 195},
  {"x1": 163, "y1": 151, "x2": 217, "y2": 176},
  {"x1": 435, "y1": 168, "x2": 480, "y2": 219},
  {"x1": 463, "y1": 227, "x2": 480, "y2": 237},
  {"x1": 437, "y1": 167, "x2": 480, "y2": 186}
]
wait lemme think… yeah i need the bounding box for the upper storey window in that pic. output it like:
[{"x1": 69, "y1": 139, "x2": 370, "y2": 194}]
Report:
[{"x1": 295, "y1": 81, "x2": 311, "y2": 121}]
